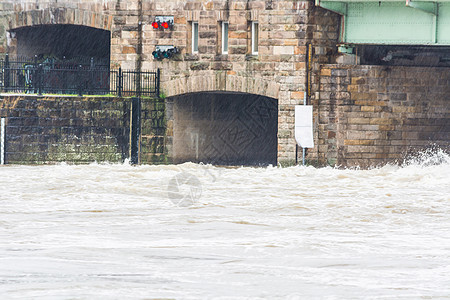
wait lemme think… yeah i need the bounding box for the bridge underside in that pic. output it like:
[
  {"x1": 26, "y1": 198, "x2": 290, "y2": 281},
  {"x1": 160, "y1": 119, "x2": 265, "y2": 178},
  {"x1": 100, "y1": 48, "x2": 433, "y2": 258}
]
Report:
[{"x1": 316, "y1": 0, "x2": 450, "y2": 45}]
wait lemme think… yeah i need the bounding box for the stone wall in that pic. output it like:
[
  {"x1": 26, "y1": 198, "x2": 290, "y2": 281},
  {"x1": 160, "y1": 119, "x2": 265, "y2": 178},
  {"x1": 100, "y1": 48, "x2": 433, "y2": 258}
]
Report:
[
  {"x1": 0, "y1": 0, "x2": 317, "y2": 164},
  {"x1": 0, "y1": 95, "x2": 166, "y2": 164},
  {"x1": 0, "y1": 0, "x2": 448, "y2": 167},
  {"x1": 312, "y1": 65, "x2": 450, "y2": 167},
  {"x1": 144, "y1": 0, "x2": 313, "y2": 164},
  {"x1": 140, "y1": 97, "x2": 167, "y2": 164}
]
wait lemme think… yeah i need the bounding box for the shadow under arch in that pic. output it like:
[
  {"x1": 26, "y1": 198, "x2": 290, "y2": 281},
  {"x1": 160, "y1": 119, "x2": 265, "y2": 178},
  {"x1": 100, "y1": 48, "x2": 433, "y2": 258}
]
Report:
[
  {"x1": 10, "y1": 24, "x2": 110, "y2": 62},
  {"x1": 168, "y1": 91, "x2": 278, "y2": 166}
]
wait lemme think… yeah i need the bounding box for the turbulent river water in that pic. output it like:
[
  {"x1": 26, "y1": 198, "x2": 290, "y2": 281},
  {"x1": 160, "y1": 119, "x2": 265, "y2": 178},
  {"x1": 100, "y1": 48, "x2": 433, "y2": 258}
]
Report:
[{"x1": 0, "y1": 150, "x2": 449, "y2": 299}]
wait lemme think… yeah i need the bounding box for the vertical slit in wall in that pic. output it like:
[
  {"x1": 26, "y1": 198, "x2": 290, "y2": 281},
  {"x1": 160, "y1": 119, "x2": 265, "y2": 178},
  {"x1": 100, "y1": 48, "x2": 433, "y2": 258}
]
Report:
[{"x1": 130, "y1": 97, "x2": 141, "y2": 165}]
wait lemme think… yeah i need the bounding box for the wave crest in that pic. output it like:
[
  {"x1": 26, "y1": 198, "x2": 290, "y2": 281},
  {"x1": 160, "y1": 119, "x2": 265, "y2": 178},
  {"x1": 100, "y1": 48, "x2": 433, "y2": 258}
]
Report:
[{"x1": 402, "y1": 146, "x2": 450, "y2": 167}]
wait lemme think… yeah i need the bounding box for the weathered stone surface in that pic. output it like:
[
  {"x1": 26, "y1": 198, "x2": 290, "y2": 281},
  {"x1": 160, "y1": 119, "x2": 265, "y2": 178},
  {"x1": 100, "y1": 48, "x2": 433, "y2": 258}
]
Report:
[
  {"x1": 0, "y1": 0, "x2": 448, "y2": 167},
  {"x1": 0, "y1": 95, "x2": 166, "y2": 164},
  {"x1": 316, "y1": 64, "x2": 450, "y2": 167}
]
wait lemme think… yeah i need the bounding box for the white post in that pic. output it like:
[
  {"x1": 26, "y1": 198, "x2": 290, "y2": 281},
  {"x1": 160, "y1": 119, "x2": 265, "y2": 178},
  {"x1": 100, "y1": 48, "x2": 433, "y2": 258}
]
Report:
[
  {"x1": 303, "y1": 94, "x2": 306, "y2": 166},
  {"x1": 1, "y1": 118, "x2": 5, "y2": 165}
]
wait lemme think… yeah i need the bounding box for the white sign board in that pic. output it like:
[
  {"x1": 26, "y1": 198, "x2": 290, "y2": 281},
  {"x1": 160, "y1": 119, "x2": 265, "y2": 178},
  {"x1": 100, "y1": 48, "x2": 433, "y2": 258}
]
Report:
[{"x1": 295, "y1": 105, "x2": 314, "y2": 148}]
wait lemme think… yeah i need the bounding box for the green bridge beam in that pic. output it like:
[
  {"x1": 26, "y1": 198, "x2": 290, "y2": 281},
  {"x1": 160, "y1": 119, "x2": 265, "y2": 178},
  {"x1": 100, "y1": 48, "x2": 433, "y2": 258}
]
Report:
[
  {"x1": 406, "y1": 0, "x2": 438, "y2": 15},
  {"x1": 316, "y1": 0, "x2": 450, "y2": 45}
]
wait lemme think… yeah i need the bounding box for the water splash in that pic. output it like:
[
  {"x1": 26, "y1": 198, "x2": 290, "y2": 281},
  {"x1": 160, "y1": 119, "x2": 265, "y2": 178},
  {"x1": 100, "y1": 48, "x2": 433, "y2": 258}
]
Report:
[{"x1": 402, "y1": 146, "x2": 450, "y2": 167}]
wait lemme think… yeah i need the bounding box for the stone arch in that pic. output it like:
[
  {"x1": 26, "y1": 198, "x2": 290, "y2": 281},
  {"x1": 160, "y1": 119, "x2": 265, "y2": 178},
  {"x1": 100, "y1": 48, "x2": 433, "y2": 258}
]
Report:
[
  {"x1": 5, "y1": 7, "x2": 113, "y2": 62},
  {"x1": 8, "y1": 8, "x2": 113, "y2": 32},
  {"x1": 162, "y1": 70, "x2": 280, "y2": 100}
]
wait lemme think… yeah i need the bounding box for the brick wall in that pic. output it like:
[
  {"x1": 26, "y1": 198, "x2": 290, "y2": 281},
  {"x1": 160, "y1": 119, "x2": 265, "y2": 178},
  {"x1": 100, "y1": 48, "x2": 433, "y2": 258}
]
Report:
[{"x1": 313, "y1": 65, "x2": 450, "y2": 167}]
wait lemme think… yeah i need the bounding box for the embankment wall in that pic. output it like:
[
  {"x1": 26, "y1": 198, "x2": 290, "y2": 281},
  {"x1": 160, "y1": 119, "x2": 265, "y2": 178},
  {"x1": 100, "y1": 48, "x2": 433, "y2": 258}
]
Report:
[
  {"x1": 0, "y1": 95, "x2": 166, "y2": 164},
  {"x1": 310, "y1": 65, "x2": 450, "y2": 167}
]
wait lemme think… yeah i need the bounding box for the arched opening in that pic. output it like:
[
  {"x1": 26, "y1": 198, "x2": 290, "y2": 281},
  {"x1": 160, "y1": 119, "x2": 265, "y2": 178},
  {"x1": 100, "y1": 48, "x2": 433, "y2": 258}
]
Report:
[
  {"x1": 170, "y1": 92, "x2": 278, "y2": 166},
  {"x1": 11, "y1": 24, "x2": 110, "y2": 65}
]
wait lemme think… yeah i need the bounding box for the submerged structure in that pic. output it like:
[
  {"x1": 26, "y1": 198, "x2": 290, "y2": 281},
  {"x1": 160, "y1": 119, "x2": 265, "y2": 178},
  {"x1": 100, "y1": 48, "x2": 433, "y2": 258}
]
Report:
[{"x1": 0, "y1": 0, "x2": 449, "y2": 167}]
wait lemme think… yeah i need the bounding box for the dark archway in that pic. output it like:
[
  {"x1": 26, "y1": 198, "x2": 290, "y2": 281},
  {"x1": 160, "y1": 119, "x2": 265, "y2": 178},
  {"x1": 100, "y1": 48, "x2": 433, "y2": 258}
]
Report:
[
  {"x1": 11, "y1": 24, "x2": 110, "y2": 65},
  {"x1": 170, "y1": 92, "x2": 278, "y2": 166}
]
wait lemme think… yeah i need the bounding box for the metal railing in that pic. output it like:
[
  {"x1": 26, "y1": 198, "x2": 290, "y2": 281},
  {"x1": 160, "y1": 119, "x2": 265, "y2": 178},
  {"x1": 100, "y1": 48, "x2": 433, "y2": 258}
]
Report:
[{"x1": 0, "y1": 55, "x2": 160, "y2": 97}]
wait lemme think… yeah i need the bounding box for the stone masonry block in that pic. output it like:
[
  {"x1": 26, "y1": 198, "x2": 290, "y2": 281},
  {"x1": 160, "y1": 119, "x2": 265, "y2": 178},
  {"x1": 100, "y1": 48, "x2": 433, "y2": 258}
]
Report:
[{"x1": 273, "y1": 46, "x2": 294, "y2": 55}]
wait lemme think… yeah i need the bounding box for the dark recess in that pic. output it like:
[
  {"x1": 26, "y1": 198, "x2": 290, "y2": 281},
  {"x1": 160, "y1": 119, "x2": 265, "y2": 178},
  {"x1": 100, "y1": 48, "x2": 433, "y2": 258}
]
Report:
[
  {"x1": 357, "y1": 45, "x2": 450, "y2": 67},
  {"x1": 171, "y1": 92, "x2": 278, "y2": 166},
  {"x1": 12, "y1": 24, "x2": 110, "y2": 64}
]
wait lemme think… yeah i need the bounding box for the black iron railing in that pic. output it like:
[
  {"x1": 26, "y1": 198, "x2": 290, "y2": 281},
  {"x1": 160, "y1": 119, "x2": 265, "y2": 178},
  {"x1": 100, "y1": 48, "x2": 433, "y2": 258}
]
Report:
[{"x1": 0, "y1": 55, "x2": 160, "y2": 97}]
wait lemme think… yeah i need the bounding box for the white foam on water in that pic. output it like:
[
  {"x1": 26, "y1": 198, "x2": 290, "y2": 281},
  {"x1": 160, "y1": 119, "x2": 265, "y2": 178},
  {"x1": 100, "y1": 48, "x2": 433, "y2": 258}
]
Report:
[{"x1": 0, "y1": 149, "x2": 449, "y2": 299}]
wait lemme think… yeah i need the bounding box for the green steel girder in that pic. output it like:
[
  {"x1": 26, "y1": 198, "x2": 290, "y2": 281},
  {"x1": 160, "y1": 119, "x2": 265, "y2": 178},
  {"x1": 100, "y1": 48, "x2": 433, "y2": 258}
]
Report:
[
  {"x1": 316, "y1": 0, "x2": 441, "y2": 15},
  {"x1": 406, "y1": 0, "x2": 438, "y2": 14},
  {"x1": 315, "y1": 0, "x2": 347, "y2": 15},
  {"x1": 316, "y1": 0, "x2": 450, "y2": 45},
  {"x1": 338, "y1": 45, "x2": 355, "y2": 53}
]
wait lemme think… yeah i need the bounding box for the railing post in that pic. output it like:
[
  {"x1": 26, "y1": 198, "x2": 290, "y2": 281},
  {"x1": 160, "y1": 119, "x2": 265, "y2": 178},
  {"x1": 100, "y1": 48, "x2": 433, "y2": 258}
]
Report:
[
  {"x1": 78, "y1": 64, "x2": 83, "y2": 96},
  {"x1": 3, "y1": 54, "x2": 9, "y2": 91},
  {"x1": 37, "y1": 64, "x2": 43, "y2": 96},
  {"x1": 156, "y1": 68, "x2": 160, "y2": 98},
  {"x1": 33, "y1": 55, "x2": 38, "y2": 93},
  {"x1": 88, "y1": 58, "x2": 93, "y2": 95},
  {"x1": 118, "y1": 67, "x2": 122, "y2": 97},
  {"x1": 136, "y1": 69, "x2": 141, "y2": 98}
]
